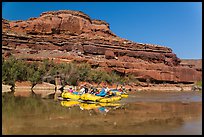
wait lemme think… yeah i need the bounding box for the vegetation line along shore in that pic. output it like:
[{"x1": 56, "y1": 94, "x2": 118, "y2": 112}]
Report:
[{"x1": 2, "y1": 56, "x2": 137, "y2": 87}]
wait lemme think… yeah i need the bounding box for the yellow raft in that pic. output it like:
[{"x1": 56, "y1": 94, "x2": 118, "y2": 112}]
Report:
[
  {"x1": 80, "y1": 93, "x2": 102, "y2": 102},
  {"x1": 80, "y1": 93, "x2": 122, "y2": 103},
  {"x1": 79, "y1": 103, "x2": 100, "y2": 110},
  {"x1": 99, "y1": 96, "x2": 122, "y2": 103},
  {"x1": 111, "y1": 91, "x2": 128, "y2": 98},
  {"x1": 61, "y1": 92, "x2": 81, "y2": 100},
  {"x1": 115, "y1": 92, "x2": 121, "y2": 96},
  {"x1": 61, "y1": 92, "x2": 127, "y2": 103},
  {"x1": 60, "y1": 101, "x2": 122, "y2": 110},
  {"x1": 61, "y1": 100, "x2": 80, "y2": 107},
  {"x1": 79, "y1": 102, "x2": 121, "y2": 110},
  {"x1": 121, "y1": 93, "x2": 128, "y2": 98},
  {"x1": 99, "y1": 102, "x2": 121, "y2": 107}
]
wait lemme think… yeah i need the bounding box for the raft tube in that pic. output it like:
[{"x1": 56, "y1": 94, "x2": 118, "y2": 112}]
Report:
[
  {"x1": 61, "y1": 92, "x2": 81, "y2": 100},
  {"x1": 61, "y1": 100, "x2": 80, "y2": 107},
  {"x1": 99, "y1": 96, "x2": 122, "y2": 103},
  {"x1": 99, "y1": 102, "x2": 121, "y2": 107},
  {"x1": 121, "y1": 93, "x2": 128, "y2": 98},
  {"x1": 80, "y1": 93, "x2": 103, "y2": 102},
  {"x1": 79, "y1": 102, "x2": 100, "y2": 110}
]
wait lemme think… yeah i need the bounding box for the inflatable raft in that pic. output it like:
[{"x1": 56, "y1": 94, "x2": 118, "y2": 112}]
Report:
[
  {"x1": 121, "y1": 93, "x2": 128, "y2": 98},
  {"x1": 110, "y1": 89, "x2": 129, "y2": 98},
  {"x1": 61, "y1": 92, "x2": 81, "y2": 100},
  {"x1": 60, "y1": 92, "x2": 127, "y2": 103},
  {"x1": 80, "y1": 93, "x2": 122, "y2": 103},
  {"x1": 99, "y1": 102, "x2": 121, "y2": 107},
  {"x1": 99, "y1": 96, "x2": 122, "y2": 103},
  {"x1": 60, "y1": 100, "x2": 122, "y2": 111},
  {"x1": 79, "y1": 102, "x2": 100, "y2": 110},
  {"x1": 80, "y1": 93, "x2": 102, "y2": 102},
  {"x1": 61, "y1": 100, "x2": 80, "y2": 107}
]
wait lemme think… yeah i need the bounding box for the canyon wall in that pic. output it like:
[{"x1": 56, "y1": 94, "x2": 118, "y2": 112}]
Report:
[{"x1": 2, "y1": 10, "x2": 202, "y2": 84}]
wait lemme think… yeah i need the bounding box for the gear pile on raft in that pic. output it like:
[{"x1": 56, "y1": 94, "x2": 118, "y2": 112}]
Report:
[{"x1": 58, "y1": 84, "x2": 129, "y2": 103}]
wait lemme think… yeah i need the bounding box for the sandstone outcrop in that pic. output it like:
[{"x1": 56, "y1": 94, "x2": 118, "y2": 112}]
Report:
[
  {"x1": 32, "y1": 82, "x2": 56, "y2": 98},
  {"x1": 2, "y1": 10, "x2": 202, "y2": 84},
  {"x1": 2, "y1": 84, "x2": 12, "y2": 93},
  {"x1": 180, "y1": 59, "x2": 202, "y2": 71},
  {"x1": 32, "y1": 82, "x2": 56, "y2": 90},
  {"x1": 14, "y1": 81, "x2": 33, "y2": 89}
]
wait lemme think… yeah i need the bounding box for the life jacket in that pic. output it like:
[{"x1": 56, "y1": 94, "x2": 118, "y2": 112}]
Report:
[{"x1": 96, "y1": 88, "x2": 106, "y2": 97}]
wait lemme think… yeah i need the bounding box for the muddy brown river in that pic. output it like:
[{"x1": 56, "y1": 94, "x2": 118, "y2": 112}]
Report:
[{"x1": 2, "y1": 91, "x2": 202, "y2": 135}]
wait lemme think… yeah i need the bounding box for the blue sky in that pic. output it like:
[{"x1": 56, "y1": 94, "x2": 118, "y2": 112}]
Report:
[{"x1": 2, "y1": 2, "x2": 202, "y2": 59}]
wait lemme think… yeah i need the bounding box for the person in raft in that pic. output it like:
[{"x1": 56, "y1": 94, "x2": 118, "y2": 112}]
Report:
[
  {"x1": 79, "y1": 85, "x2": 85, "y2": 95},
  {"x1": 96, "y1": 85, "x2": 109, "y2": 97},
  {"x1": 90, "y1": 86, "x2": 100, "y2": 95},
  {"x1": 90, "y1": 86, "x2": 96, "y2": 94},
  {"x1": 68, "y1": 87, "x2": 74, "y2": 93},
  {"x1": 118, "y1": 86, "x2": 126, "y2": 92},
  {"x1": 84, "y1": 85, "x2": 89, "y2": 93},
  {"x1": 107, "y1": 90, "x2": 115, "y2": 97},
  {"x1": 79, "y1": 85, "x2": 89, "y2": 95}
]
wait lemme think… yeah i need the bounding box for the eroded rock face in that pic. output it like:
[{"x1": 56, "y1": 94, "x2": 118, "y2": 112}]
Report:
[
  {"x1": 6, "y1": 10, "x2": 116, "y2": 37},
  {"x1": 2, "y1": 10, "x2": 202, "y2": 84}
]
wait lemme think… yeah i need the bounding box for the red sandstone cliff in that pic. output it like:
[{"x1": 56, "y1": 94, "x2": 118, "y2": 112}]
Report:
[{"x1": 2, "y1": 10, "x2": 202, "y2": 84}]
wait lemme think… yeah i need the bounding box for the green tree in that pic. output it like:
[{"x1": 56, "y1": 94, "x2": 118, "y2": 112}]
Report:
[{"x1": 78, "y1": 63, "x2": 91, "y2": 81}]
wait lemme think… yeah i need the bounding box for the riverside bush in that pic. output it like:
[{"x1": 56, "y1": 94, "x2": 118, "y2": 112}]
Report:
[
  {"x1": 196, "y1": 81, "x2": 202, "y2": 87},
  {"x1": 2, "y1": 56, "x2": 136, "y2": 86}
]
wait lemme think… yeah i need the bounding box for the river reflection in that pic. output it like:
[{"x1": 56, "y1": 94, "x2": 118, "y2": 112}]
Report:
[
  {"x1": 60, "y1": 100, "x2": 122, "y2": 114},
  {"x1": 2, "y1": 93, "x2": 202, "y2": 135}
]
